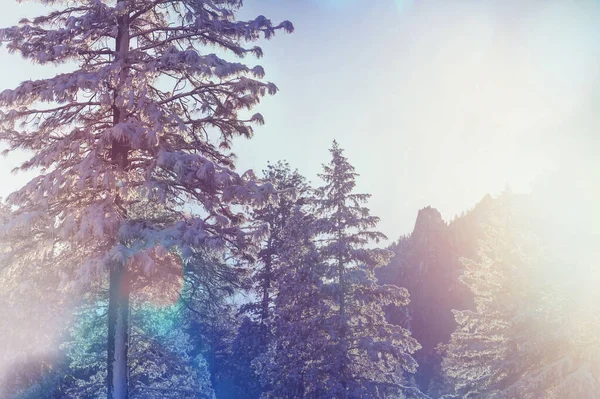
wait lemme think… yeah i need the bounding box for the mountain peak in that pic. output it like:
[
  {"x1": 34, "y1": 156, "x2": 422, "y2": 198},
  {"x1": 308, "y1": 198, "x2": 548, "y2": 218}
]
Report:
[{"x1": 412, "y1": 206, "x2": 445, "y2": 236}]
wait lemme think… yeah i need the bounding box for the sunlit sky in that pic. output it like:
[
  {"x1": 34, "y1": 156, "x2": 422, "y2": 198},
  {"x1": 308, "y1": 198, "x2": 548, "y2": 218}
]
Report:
[{"x1": 0, "y1": 0, "x2": 598, "y2": 244}]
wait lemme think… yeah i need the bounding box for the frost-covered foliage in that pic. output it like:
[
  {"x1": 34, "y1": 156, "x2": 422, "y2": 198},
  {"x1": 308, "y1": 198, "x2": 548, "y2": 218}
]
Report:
[
  {"x1": 178, "y1": 250, "x2": 244, "y2": 399},
  {"x1": 56, "y1": 248, "x2": 241, "y2": 398},
  {"x1": 55, "y1": 300, "x2": 215, "y2": 399},
  {"x1": 3, "y1": 246, "x2": 237, "y2": 398},
  {"x1": 256, "y1": 142, "x2": 424, "y2": 399},
  {"x1": 255, "y1": 202, "x2": 331, "y2": 398},
  {"x1": 501, "y1": 301, "x2": 600, "y2": 399},
  {"x1": 0, "y1": 0, "x2": 292, "y2": 295},
  {"x1": 0, "y1": 1, "x2": 291, "y2": 395},
  {"x1": 228, "y1": 316, "x2": 270, "y2": 399},
  {"x1": 312, "y1": 141, "x2": 424, "y2": 398},
  {"x1": 0, "y1": 297, "x2": 216, "y2": 399},
  {"x1": 0, "y1": 202, "x2": 75, "y2": 399},
  {"x1": 441, "y1": 219, "x2": 535, "y2": 398},
  {"x1": 248, "y1": 161, "x2": 311, "y2": 324},
  {"x1": 228, "y1": 161, "x2": 312, "y2": 398},
  {"x1": 442, "y1": 215, "x2": 600, "y2": 399},
  {"x1": 17, "y1": 245, "x2": 241, "y2": 398}
]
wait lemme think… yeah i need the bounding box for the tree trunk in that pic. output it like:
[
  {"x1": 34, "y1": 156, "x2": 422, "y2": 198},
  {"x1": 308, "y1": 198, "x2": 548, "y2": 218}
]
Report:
[
  {"x1": 108, "y1": 262, "x2": 130, "y2": 399},
  {"x1": 336, "y1": 228, "x2": 349, "y2": 394},
  {"x1": 261, "y1": 236, "x2": 273, "y2": 325},
  {"x1": 338, "y1": 254, "x2": 345, "y2": 322},
  {"x1": 108, "y1": 2, "x2": 130, "y2": 397},
  {"x1": 110, "y1": 0, "x2": 132, "y2": 169}
]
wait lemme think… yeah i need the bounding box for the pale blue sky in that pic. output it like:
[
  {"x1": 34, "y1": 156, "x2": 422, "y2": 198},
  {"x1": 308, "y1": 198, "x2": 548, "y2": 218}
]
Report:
[{"x1": 1, "y1": 0, "x2": 599, "y2": 241}]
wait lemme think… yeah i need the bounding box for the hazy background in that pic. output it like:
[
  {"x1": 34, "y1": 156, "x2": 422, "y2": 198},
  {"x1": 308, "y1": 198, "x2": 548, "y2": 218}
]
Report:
[{"x1": 0, "y1": 0, "x2": 598, "y2": 243}]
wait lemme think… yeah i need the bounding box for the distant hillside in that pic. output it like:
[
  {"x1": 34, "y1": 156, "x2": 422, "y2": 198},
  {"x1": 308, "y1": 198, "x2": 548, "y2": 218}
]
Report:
[{"x1": 377, "y1": 194, "x2": 501, "y2": 392}]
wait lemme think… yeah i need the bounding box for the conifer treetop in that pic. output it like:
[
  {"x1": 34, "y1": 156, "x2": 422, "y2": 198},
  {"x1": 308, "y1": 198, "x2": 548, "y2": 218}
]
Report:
[{"x1": 317, "y1": 140, "x2": 389, "y2": 267}]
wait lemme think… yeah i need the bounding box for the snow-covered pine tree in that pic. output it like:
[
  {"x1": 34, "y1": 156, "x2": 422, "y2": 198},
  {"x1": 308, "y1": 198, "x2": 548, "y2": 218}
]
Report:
[
  {"x1": 315, "y1": 140, "x2": 424, "y2": 398},
  {"x1": 255, "y1": 203, "x2": 332, "y2": 398},
  {"x1": 251, "y1": 161, "x2": 311, "y2": 327},
  {"x1": 0, "y1": 1, "x2": 292, "y2": 397},
  {"x1": 230, "y1": 161, "x2": 312, "y2": 398},
  {"x1": 442, "y1": 214, "x2": 600, "y2": 399},
  {"x1": 440, "y1": 219, "x2": 530, "y2": 398}
]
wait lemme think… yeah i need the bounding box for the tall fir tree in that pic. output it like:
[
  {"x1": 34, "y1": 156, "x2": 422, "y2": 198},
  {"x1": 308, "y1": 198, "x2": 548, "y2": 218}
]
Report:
[
  {"x1": 255, "y1": 196, "x2": 330, "y2": 398},
  {"x1": 0, "y1": 1, "x2": 292, "y2": 397},
  {"x1": 251, "y1": 161, "x2": 311, "y2": 326},
  {"x1": 232, "y1": 161, "x2": 311, "y2": 398},
  {"x1": 314, "y1": 140, "x2": 425, "y2": 398}
]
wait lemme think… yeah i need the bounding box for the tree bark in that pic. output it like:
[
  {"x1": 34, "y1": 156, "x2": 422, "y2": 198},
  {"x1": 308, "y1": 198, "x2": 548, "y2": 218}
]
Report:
[
  {"x1": 107, "y1": 263, "x2": 130, "y2": 399},
  {"x1": 108, "y1": 2, "x2": 131, "y2": 398}
]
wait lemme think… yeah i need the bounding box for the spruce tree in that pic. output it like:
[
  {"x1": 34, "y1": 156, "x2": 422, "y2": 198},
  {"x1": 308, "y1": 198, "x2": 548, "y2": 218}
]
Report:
[
  {"x1": 251, "y1": 161, "x2": 311, "y2": 326},
  {"x1": 255, "y1": 202, "x2": 330, "y2": 398},
  {"x1": 232, "y1": 161, "x2": 311, "y2": 398},
  {"x1": 0, "y1": 1, "x2": 292, "y2": 397},
  {"x1": 314, "y1": 140, "x2": 424, "y2": 398}
]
